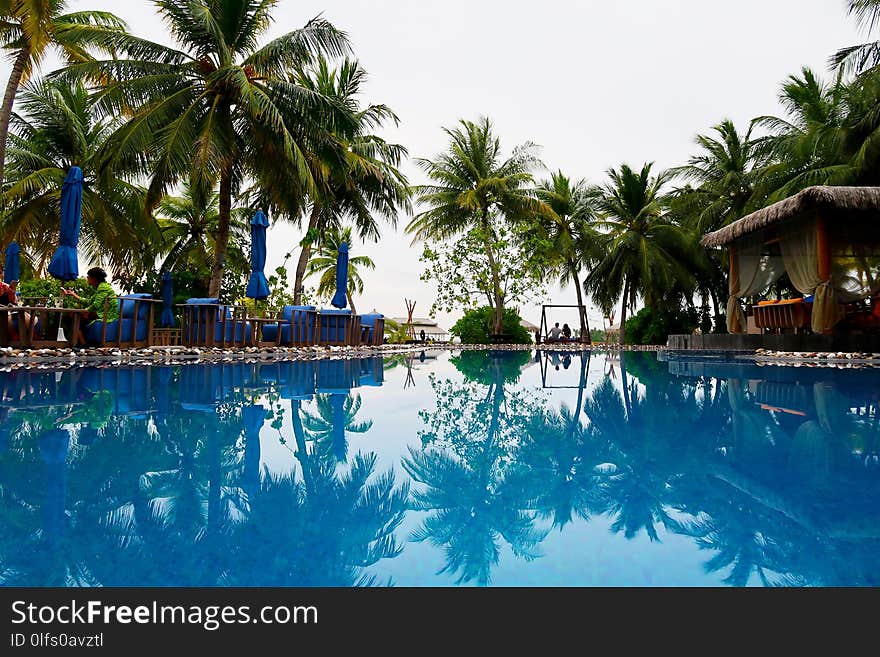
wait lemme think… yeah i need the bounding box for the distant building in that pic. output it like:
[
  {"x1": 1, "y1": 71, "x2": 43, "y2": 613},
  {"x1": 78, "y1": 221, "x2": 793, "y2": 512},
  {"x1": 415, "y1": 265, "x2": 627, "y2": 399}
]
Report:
[{"x1": 390, "y1": 317, "x2": 449, "y2": 341}]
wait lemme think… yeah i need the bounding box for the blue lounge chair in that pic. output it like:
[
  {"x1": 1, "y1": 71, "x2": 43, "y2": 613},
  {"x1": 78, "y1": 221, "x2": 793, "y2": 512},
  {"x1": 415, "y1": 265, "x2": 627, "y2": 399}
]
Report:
[
  {"x1": 259, "y1": 305, "x2": 317, "y2": 346},
  {"x1": 180, "y1": 298, "x2": 252, "y2": 347},
  {"x1": 317, "y1": 309, "x2": 358, "y2": 346},
  {"x1": 85, "y1": 293, "x2": 160, "y2": 347},
  {"x1": 359, "y1": 313, "x2": 385, "y2": 346}
]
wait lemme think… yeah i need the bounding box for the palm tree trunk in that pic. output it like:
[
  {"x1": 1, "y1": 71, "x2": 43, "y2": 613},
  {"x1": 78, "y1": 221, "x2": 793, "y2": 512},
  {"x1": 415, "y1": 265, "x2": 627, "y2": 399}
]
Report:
[
  {"x1": 293, "y1": 205, "x2": 321, "y2": 305},
  {"x1": 619, "y1": 351, "x2": 633, "y2": 420},
  {"x1": 347, "y1": 290, "x2": 357, "y2": 315},
  {"x1": 570, "y1": 261, "x2": 590, "y2": 343},
  {"x1": 0, "y1": 45, "x2": 30, "y2": 199},
  {"x1": 480, "y1": 215, "x2": 504, "y2": 337},
  {"x1": 619, "y1": 278, "x2": 630, "y2": 345},
  {"x1": 208, "y1": 162, "x2": 234, "y2": 298}
]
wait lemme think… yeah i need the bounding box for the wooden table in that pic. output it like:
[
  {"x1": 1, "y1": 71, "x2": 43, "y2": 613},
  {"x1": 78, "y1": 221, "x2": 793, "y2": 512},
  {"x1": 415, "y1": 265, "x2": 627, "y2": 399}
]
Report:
[
  {"x1": 248, "y1": 316, "x2": 282, "y2": 347},
  {"x1": 752, "y1": 301, "x2": 813, "y2": 334},
  {"x1": 0, "y1": 305, "x2": 84, "y2": 348}
]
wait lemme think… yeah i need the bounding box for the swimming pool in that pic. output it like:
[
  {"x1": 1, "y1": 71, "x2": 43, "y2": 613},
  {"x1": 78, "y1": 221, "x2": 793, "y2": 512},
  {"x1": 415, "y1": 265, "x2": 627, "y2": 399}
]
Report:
[{"x1": 2, "y1": 349, "x2": 878, "y2": 587}]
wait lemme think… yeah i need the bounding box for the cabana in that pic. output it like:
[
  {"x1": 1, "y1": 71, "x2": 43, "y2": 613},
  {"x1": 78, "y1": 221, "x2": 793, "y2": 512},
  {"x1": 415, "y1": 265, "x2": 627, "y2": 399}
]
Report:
[{"x1": 700, "y1": 186, "x2": 880, "y2": 339}]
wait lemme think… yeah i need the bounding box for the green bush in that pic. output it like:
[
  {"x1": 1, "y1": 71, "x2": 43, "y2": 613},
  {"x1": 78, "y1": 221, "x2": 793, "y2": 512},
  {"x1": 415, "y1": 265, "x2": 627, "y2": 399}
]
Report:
[
  {"x1": 18, "y1": 277, "x2": 91, "y2": 304},
  {"x1": 624, "y1": 305, "x2": 699, "y2": 345},
  {"x1": 450, "y1": 306, "x2": 532, "y2": 344}
]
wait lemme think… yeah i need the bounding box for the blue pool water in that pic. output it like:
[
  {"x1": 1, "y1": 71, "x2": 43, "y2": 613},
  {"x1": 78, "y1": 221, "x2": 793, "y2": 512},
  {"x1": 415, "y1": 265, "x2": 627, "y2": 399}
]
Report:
[{"x1": 1, "y1": 349, "x2": 879, "y2": 587}]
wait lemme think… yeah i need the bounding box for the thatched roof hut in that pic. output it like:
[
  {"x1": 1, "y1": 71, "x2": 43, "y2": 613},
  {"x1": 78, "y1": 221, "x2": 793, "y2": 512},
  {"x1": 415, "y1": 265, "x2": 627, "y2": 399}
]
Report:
[{"x1": 701, "y1": 186, "x2": 880, "y2": 248}]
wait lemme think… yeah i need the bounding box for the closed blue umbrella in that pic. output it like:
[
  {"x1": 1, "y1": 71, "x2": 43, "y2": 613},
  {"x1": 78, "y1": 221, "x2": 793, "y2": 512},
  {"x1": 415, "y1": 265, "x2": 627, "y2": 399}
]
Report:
[
  {"x1": 159, "y1": 270, "x2": 174, "y2": 327},
  {"x1": 38, "y1": 428, "x2": 70, "y2": 546},
  {"x1": 47, "y1": 166, "x2": 84, "y2": 281},
  {"x1": 242, "y1": 404, "x2": 266, "y2": 499},
  {"x1": 330, "y1": 241, "x2": 349, "y2": 309},
  {"x1": 4, "y1": 241, "x2": 20, "y2": 283},
  {"x1": 245, "y1": 209, "x2": 270, "y2": 300}
]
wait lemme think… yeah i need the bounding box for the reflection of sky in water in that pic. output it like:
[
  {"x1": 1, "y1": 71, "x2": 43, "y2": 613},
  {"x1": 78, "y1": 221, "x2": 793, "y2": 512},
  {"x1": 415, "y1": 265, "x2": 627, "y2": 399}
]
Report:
[{"x1": 2, "y1": 350, "x2": 880, "y2": 587}]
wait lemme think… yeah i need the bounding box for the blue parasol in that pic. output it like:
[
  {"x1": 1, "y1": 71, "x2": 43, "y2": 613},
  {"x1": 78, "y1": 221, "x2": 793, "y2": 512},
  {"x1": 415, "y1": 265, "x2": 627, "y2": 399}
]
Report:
[
  {"x1": 245, "y1": 209, "x2": 270, "y2": 300},
  {"x1": 159, "y1": 271, "x2": 174, "y2": 327},
  {"x1": 330, "y1": 241, "x2": 349, "y2": 309},
  {"x1": 47, "y1": 166, "x2": 83, "y2": 281},
  {"x1": 4, "y1": 241, "x2": 20, "y2": 283}
]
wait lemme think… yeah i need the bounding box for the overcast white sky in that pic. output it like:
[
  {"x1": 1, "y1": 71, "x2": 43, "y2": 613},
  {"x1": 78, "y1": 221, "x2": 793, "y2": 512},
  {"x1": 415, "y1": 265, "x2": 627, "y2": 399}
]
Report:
[{"x1": 2, "y1": 0, "x2": 867, "y2": 331}]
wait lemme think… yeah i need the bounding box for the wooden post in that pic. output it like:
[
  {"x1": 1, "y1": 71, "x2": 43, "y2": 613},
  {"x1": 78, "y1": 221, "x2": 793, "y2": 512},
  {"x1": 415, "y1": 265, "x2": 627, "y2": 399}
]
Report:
[
  {"x1": 728, "y1": 244, "x2": 738, "y2": 296},
  {"x1": 816, "y1": 212, "x2": 831, "y2": 282},
  {"x1": 405, "y1": 299, "x2": 416, "y2": 341}
]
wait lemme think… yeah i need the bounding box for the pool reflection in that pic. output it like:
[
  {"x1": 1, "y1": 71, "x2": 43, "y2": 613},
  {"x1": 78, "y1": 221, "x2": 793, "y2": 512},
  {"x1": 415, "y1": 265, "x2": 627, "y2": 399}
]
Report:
[{"x1": 1, "y1": 351, "x2": 879, "y2": 587}]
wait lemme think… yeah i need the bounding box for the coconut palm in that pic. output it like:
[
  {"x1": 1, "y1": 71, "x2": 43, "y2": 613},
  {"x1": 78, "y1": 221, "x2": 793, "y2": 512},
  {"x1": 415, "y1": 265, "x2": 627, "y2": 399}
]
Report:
[
  {"x1": 755, "y1": 67, "x2": 880, "y2": 201},
  {"x1": 153, "y1": 180, "x2": 249, "y2": 291},
  {"x1": 586, "y1": 163, "x2": 695, "y2": 344},
  {"x1": 533, "y1": 172, "x2": 600, "y2": 341},
  {"x1": 305, "y1": 225, "x2": 374, "y2": 313},
  {"x1": 55, "y1": 0, "x2": 352, "y2": 297},
  {"x1": 831, "y1": 0, "x2": 880, "y2": 74},
  {"x1": 669, "y1": 119, "x2": 770, "y2": 319},
  {"x1": 286, "y1": 57, "x2": 411, "y2": 306},
  {"x1": 753, "y1": 68, "x2": 855, "y2": 200},
  {"x1": 407, "y1": 117, "x2": 544, "y2": 336},
  {"x1": 0, "y1": 0, "x2": 127, "y2": 195},
  {"x1": 670, "y1": 120, "x2": 770, "y2": 235},
  {"x1": 1, "y1": 77, "x2": 146, "y2": 276}
]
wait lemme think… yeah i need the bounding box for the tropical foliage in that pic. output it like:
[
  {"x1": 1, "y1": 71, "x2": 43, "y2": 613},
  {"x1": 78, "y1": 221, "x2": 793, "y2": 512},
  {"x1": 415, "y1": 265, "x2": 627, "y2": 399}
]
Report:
[
  {"x1": 407, "y1": 117, "x2": 545, "y2": 337},
  {"x1": 2, "y1": 0, "x2": 880, "y2": 345},
  {"x1": 305, "y1": 225, "x2": 374, "y2": 314},
  {"x1": 449, "y1": 306, "x2": 532, "y2": 345}
]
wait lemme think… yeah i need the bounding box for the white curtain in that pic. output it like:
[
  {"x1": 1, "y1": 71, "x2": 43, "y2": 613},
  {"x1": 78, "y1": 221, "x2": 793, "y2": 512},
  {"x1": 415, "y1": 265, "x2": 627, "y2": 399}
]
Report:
[
  {"x1": 779, "y1": 218, "x2": 842, "y2": 333},
  {"x1": 726, "y1": 232, "x2": 784, "y2": 333}
]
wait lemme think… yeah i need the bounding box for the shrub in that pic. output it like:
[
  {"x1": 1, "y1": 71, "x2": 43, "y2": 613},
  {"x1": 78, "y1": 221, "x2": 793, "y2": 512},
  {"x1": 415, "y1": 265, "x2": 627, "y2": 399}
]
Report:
[
  {"x1": 624, "y1": 305, "x2": 699, "y2": 345},
  {"x1": 450, "y1": 306, "x2": 532, "y2": 344}
]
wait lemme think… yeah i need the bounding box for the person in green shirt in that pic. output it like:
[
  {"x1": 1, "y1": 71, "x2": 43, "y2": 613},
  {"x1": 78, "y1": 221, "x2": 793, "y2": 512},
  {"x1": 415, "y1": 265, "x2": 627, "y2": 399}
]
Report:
[{"x1": 61, "y1": 267, "x2": 119, "y2": 346}]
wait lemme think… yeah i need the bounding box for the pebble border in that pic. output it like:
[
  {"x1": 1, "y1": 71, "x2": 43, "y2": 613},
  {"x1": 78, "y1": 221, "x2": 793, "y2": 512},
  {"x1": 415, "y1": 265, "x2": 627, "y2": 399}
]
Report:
[{"x1": 0, "y1": 341, "x2": 666, "y2": 370}]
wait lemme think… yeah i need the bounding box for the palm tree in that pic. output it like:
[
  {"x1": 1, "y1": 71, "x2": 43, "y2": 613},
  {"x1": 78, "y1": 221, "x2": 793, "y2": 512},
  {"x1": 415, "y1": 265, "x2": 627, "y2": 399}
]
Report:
[
  {"x1": 756, "y1": 66, "x2": 880, "y2": 203},
  {"x1": 0, "y1": 0, "x2": 127, "y2": 195},
  {"x1": 286, "y1": 58, "x2": 411, "y2": 305},
  {"x1": 407, "y1": 117, "x2": 544, "y2": 336},
  {"x1": 1, "y1": 77, "x2": 146, "y2": 276},
  {"x1": 669, "y1": 119, "x2": 769, "y2": 320},
  {"x1": 753, "y1": 68, "x2": 855, "y2": 199},
  {"x1": 831, "y1": 0, "x2": 880, "y2": 74},
  {"x1": 534, "y1": 171, "x2": 599, "y2": 341},
  {"x1": 57, "y1": 0, "x2": 351, "y2": 297},
  {"x1": 304, "y1": 225, "x2": 374, "y2": 313},
  {"x1": 586, "y1": 163, "x2": 694, "y2": 344},
  {"x1": 670, "y1": 120, "x2": 770, "y2": 235},
  {"x1": 153, "y1": 180, "x2": 249, "y2": 291}
]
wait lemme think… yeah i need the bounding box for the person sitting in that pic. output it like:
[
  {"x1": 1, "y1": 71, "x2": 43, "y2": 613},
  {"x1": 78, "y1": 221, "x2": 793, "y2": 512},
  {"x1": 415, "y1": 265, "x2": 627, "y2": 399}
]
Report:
[
  {"x1": 561, "y1": 323, "x2": 572, "y2": 340},
  {"x1": 60, "y1": 267, "x2": 119, "y2": 347},
  {"x1": 0, "y1": 276, "x2": 34, "y2": 341},
  {"x1": 547, "y1": 322, "x2": 562, "y2": 343}
]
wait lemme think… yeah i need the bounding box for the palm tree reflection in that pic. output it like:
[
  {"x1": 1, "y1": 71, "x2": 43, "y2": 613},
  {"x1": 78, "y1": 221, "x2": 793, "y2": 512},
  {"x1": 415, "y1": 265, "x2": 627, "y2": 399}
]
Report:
[{"x1": 405, "y1": 350, "x2": 547, "y2": 585}]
